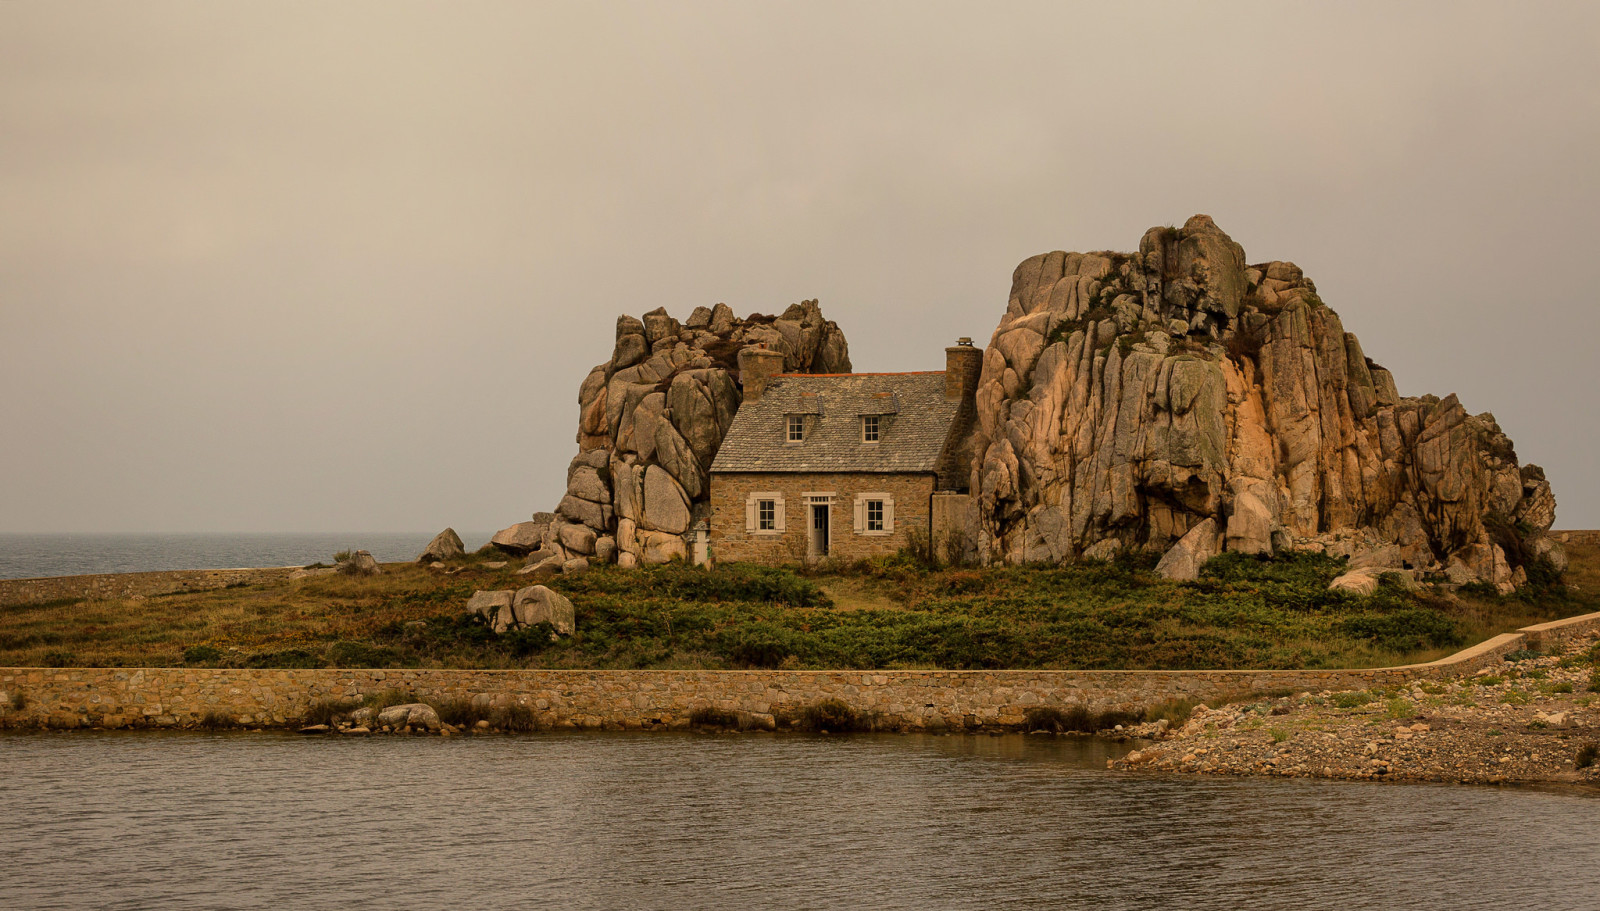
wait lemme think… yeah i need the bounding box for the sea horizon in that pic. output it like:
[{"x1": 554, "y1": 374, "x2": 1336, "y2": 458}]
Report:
[{"x1": 0, "y1": 532, "x2": 496, "y2": 580}]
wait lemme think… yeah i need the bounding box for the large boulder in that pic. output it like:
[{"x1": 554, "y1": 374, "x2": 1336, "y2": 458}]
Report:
[
  {"x1": 558, "y1": 522, "x2": 598, "y2": 555},
  {"x1": 506, "y1": 298, "x2": 851, "y2": 568},
  {"x1": 467, "y1": 590, "x2": 516, "y2": 632},
  {"x1": 1328, "y1": 568, "x2": 1382, "y2": 597},
  {"x1": 417, "y1": 528, "x2": 465, "y2": 563},
  {"x1": 376, "y1": 703, "x2": 441, "y2": 731},
  {"x1": 512, "y1": 585, "x2": 576, "y2": 635},
  {"x1": 640, "y1": 465, "x2": 691, "y2": 535},
  {"x1": 1155, "y1": 519, "x2": 1222, "y2": 581},
  {"x1": 968, "y1": 215, "x2": 1559, "y2": 589},
  {"x1": 491, "y1": 521, "x2": 548, "y2": 556},
  {"x1": 336, "y1": 550, "x2": 382, "y2": 576}
]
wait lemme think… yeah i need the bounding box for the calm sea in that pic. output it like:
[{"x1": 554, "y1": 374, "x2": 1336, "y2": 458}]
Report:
[
  {"x1": 0, "y1": 732, "x2": 1595, "y2": 911},
  {"x1": 0, "y1": 533, "x2": 494, "y2": 580}
]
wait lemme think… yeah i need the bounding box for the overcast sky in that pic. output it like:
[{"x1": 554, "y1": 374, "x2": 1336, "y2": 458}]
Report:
[{"x1": 2, "y1": 1, "x2": 1597, "y2": 534}]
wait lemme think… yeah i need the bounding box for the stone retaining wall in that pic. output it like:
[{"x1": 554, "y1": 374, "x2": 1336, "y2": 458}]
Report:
[
  {"x1": 0, "y1": 567, "x2": 299, "y2": 607},
  {"x1": 5, "y1": 611, "x2": 1598, "y2": 733}
]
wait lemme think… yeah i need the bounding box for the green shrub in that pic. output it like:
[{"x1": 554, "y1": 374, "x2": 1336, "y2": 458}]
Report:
[
  {"x1": 1331, "y1": 691, "x2": 1375, "y2": 709},
  {"x1": 1340, "y1": 609, "x2": 1462, "y2": 651},
  {"x1": 490, "y1": 703, "x2": 538, "y2": 732},
  {"x1": 42, "y1": 650, "x2": 76, "y2": 668},
  {"x1": 301, "y1": 698, "x2": 356, "y2": 726},
  {"x1": 245, "y1": 648, "x2": 320, "y2": 669},
  {"x1": 1503, "y1": 649, "x2": 1542, "y2": 662},
  {"x1": 501, "y1": 623, "x2": 559, "y2": 657},
  {"x1": 333, "y1": 549, "x2": 353, "y2": 563},
  {"x1": 182, "y1": 645, "x2": 223, "y2": 664},
  {"x1": 689, "y1": 706, "x2": 742, "y2": 728},
  {"x1": 1475, "y1": 675, "x2": 1504, "y2": 687},
  {"x1": 1024, "y1": 706, "x2": 1073, "y2": 732},
  {"x1": 1577, "y1": 742, "x2": 1599, "y2": 770},
  {"x1": 1269, "y1": 727, "x2": 1292, "y2": 743},
  {"x1": 722, "y1": 623, "x2": 799, "y2": 668},
  {"x1": 326, "y1": 641, "x2": 397, "y2": 668},
  {"x1": 1385, "y1": 697, "x2": 1414, "y2": 719},
  {"x1": 1549, "y1": 682, "x2": 1575, "y2": 694},
  {"x1": 1141, "y1": 698, "x2": 1199, "y2": 728},
  {"x1": 798, "y1": 698, "x2": 860, "y2": 732},
  {"x1": 361, "y1": 688, "x2": 414, "y2": 711},
  {"x1": 1023, "y1": 705, "x2": 1140, "y2": 733},
  {"x1": 429, "y1": 697, "x2": 488, "y2": 728}
]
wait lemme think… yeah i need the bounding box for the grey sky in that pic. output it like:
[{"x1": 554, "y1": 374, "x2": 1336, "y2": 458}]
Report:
[{"x1": 3, "y1": 1, "x2": 1597, "y2": 533}]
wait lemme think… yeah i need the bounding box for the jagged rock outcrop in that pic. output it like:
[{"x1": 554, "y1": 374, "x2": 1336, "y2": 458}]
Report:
[
  {"x1": 495, "y1": 301, "x2": 850, "y2": 566},
  {"x1": 417, "y1": 528, "x2": 465, "y2": 563},
  {"x1": 970, "y1": 215, "x2": 1560, "y2": 589}
]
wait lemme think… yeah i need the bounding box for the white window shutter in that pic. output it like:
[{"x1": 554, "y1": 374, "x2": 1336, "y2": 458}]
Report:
[
  {"x1": 884, "y1": 496, "x2": 895, "y2": 533},
  {"x1": 853, "y1": 496, "x2": 865, "y2": 534},
  {"x1": 775, "y1": 495, "x2": 786, "y2": 532},
  {"x1": 745, "y1": 495, "x2": 756, "y2": 533}
]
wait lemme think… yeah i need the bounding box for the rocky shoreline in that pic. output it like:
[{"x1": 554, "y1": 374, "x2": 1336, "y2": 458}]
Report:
[{"x1": 1110, "y1": 633, "x2": 1600, "y2": 787}]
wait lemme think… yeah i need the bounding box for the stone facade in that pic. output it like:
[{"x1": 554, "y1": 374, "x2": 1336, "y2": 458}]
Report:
[
  {"x1": 6, "y1": 611, "x2": 1597, "y2": 733},
  {"x1": 708, "y1": 471, "x2": 935, "y2": 564}
]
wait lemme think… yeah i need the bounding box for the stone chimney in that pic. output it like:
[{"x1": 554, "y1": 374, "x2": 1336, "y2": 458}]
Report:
[
  {"x1": 738, "y1": 345, "x2": 787, "y2": 402},
  {"x1": 945, "y1": 337, "x2": 982, "y2": 402}
]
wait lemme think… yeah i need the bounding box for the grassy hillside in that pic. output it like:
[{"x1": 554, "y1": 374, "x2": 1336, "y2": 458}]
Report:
[{"x1": 3, "y1": 541, "x2": 1594, "y2": 672}]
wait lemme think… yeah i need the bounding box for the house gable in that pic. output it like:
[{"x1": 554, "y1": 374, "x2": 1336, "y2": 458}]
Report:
[{"x1": 709, "y1": 372, "x2": 963, "y2": 476}]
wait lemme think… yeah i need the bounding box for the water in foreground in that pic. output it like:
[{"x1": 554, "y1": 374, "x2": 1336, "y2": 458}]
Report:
[{"x1": 1, "y1": 732, "x2": 1596, "y2": 911}]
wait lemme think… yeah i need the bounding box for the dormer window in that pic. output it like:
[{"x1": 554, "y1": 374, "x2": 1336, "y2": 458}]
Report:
[
  {"x1": 862, "y1": 414, "x2": 880, "y2": 443},
  {"x1": 787, "y1": 414, "x2": 805, "y2": 443}
]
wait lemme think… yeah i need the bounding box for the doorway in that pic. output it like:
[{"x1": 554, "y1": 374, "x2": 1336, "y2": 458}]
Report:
[{"x1": 809, "y1": 501, "x2": 830, "y2": 561}]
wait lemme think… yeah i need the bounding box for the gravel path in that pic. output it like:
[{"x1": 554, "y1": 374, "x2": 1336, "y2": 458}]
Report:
[{"x1": 1111, "y1": 634, "x2": 1600, "y2": 786}]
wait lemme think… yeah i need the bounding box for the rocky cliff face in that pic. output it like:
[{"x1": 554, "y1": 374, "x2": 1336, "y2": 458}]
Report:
[
  {"x1": 970, "y1": 215, "x2": 1561, "y2": 589},
  {"x1": 495, "y1": 301, "x2": 850, "y2": 568}
]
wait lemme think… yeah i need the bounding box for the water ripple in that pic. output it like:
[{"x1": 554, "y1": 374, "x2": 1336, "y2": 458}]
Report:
[{"x1": 1, "y1": 732, "x2": 1596, "y2": 910}]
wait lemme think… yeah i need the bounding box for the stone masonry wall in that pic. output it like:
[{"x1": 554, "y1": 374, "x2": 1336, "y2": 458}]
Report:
[
  {"x1": 709, "y1": 471, "x2": 935, "y2": 564},
  {"x1": 0, "y1": 567, "x2": 300, "y2": 607},
  {"x1": 5, "y1": 611, "x2": 1598, "y2": 732}
]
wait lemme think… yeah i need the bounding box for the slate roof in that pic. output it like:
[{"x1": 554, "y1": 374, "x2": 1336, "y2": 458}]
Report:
[{"x1": 710, "y1": 372, "x2": 961, "y2": 474}]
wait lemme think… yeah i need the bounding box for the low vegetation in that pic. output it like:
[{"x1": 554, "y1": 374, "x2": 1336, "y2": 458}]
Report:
[{"x1": 0, "y1": 541, "x2": 1594, "y2": 673}]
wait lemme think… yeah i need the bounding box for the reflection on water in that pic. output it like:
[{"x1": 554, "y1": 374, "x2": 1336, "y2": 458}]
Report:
[{"x1": 1, "y1": 732, "x2": 1595, "y2": 910}]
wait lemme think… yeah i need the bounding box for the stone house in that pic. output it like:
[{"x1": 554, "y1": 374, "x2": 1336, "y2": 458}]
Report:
[{"x1": 706, "y1": 340, "x2": 983, "y2": 564}]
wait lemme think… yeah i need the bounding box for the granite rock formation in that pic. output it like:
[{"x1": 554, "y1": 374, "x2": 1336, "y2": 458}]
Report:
[
  {"x1": 969, "y1": 215, "x2": 1560, "y2": 589},
  {"x1": 494, "y1": 301, "x2": 850, "y2": 567},
  {"x1": 417, "y1": 528, "x2": 465, "y2": 563}
]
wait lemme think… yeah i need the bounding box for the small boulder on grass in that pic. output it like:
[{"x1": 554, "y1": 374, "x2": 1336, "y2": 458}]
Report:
[
  {"x1": 467, "y1": 590, "x2": 516, "y2": 632},
  {"x1": 513, "y1": 585, "x2": 576, "y2": 636},
  {"x1": 468, "y1": 586, "x2": 575, "y2": 636},
  {"x1": 336, "y1": 550, "x2": 383, "y2": 576},
  {"x1": 418, "y1": 528, "x2": 466, "y2": 562}
]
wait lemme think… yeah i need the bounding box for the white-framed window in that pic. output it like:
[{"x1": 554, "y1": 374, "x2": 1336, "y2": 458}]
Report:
[
  {"x1": 862, "y1": 414, "x2": 880, "y2": 443},
  {"x1": 745, "y1": 492, "x2": 785, "y2": 535},
  {"x1": 786, "y1": 414, "x2": 804, "y2": 443},
  {"x1": 852, "y1": 493, "x2": 894, "y2": 536}
]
